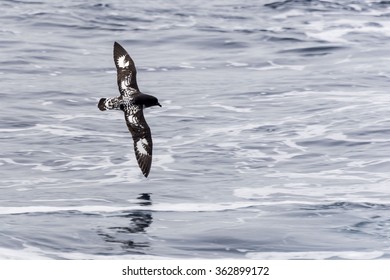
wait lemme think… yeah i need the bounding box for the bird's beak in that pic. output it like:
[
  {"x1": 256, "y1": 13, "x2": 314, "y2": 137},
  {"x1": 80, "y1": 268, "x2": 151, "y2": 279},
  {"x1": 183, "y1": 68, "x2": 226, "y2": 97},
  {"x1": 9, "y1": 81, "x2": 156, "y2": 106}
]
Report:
[{"x1": 157, "y1": 103, "x2": 162, "y2": 107}]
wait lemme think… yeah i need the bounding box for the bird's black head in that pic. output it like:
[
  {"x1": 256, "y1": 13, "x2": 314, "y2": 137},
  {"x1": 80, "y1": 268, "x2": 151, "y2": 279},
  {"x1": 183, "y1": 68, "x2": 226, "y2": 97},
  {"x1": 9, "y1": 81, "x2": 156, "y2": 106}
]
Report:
[
  {"x1": 135, "y1": 94, "x2": 162, "y2": 108},
  {"x1": 146, "y1": 96, "x2": 162, "y2": 108}
]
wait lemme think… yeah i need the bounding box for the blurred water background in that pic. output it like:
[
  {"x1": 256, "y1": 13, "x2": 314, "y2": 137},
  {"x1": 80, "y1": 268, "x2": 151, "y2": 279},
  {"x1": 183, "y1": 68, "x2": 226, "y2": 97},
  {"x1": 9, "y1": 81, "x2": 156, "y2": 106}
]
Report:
[{"x1": 1, "y1": 0, "x2": 390, "y2": 259}]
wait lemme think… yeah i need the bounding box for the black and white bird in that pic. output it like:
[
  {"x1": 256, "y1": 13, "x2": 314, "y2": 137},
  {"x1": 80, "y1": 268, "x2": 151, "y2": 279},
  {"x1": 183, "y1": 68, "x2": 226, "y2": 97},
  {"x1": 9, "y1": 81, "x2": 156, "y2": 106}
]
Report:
[{"x1": 98, "y1": 42, "x2": 161, "y2": 177}]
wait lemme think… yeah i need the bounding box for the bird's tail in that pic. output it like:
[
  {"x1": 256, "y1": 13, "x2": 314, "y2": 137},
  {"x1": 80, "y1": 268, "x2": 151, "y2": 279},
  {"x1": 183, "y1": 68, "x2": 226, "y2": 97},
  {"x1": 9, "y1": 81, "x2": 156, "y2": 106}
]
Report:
[{"x1": 98, "y1": 98, "x2": 107, "y2": 111}]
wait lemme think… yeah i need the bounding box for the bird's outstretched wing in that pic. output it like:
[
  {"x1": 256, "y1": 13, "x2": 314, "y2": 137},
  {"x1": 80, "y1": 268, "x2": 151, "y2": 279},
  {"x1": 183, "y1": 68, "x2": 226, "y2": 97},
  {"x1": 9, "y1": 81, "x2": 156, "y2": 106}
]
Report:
[
  {"x1": 123, "y1": 106, "x2": 153, "y2": 177},
  {"x1": 113, "y1": 41, "x2": 139, "y2": 95}
]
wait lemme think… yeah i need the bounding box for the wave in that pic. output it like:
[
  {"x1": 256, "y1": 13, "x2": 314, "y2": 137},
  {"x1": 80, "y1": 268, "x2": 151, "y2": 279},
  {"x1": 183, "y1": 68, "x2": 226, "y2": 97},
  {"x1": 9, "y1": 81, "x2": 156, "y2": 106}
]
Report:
[
  {"x1": 0, "y1": 246, "x2": 167, "y2": 260},
  {"x1": 0, "y1": 201, "x2": 261, "y2": 215},
  {"x1": 246, "y1": 250, "x2": 384, "y2": 260}
]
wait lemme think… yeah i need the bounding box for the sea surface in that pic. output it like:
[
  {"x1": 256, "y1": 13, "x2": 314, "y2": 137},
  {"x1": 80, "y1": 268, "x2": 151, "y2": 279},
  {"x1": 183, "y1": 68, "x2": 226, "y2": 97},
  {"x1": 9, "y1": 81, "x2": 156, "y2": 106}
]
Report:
[{"x1": 1, "y1": 0, "x2": 390, "y2": 259}]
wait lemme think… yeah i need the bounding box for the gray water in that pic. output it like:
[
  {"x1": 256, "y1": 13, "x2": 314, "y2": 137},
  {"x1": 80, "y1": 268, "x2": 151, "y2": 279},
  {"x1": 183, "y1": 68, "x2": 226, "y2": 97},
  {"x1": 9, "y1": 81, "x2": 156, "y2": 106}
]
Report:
[{"x1": 1, "y1": 0, "x2": 390, "y2": 259}]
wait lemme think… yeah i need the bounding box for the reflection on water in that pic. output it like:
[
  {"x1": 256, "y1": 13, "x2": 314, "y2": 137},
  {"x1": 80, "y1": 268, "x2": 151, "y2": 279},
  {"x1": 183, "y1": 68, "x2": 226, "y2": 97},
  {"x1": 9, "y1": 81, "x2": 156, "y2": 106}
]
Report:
[{"x1": 98, "y1": 193, "x2": 153, "y2": 253}]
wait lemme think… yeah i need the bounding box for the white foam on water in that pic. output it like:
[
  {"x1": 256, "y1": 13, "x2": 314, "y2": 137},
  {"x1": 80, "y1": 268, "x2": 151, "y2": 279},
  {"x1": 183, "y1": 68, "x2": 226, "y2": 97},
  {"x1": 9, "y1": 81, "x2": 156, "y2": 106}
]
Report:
[
  {"x1": 153, "y1": 152, "x2": 177, "y2": 172},
  {"x1": 246, "y1": 250, "x2": 384, "y2": 260},
  {"x1": 347, "y1": 159, "x2": 390, "y2": 168},
  {"x1": 2, "y1": 177, "x2": 61, "y2": 190},
  {"x1": 226, "y1": 61, "x2": 248, "y2": 67},
  {"x1": 251, "y1": 61, "x2": 306, "y2": 71},
  {"x1": 0, "y1": 247, "x2": 52, "y2": 260},
  {"x1": 265, "y1": 170, "x2": 383, "y2": 182},
  {"x1": 0, "y1": 201, "x2": 262, "y2": 215},
  {"x1": 306, "y1": 28, "x2": 350, "y2": 43},
  {"x1": 210, "y1": 104, "x2": 252, "y2": 113},
  {"x1": 0, "y1": 126, "x2": 35, "y2": 132},
  {"x1": 234, "y1": 181, "x2": 390, "y2": 205},
  {"x1": 282, "y1": 139, "x2": 307, "y2": 152},
  {"x1": 297, "y1": 124, "x2": 329, "y2": 138},
  {"x1": 272, "y1": 9, "x2": 306, "y2": 20},
  {"x1": 52, "y1": 114, "x2": 94, "y2": 121},
  {"x1": 179, "y1": 62, "x2": 195, "y2": 69},
  {"x1": 34, "y1": 124, "x2": 97, "y2": 137},
  {"x1": 203, "y1": 123, "x2": 259, "y2": 137},
  {"x1": 31, "y1": 198, "x2": 112, "y2": 203},
  {"x1": 0, "y1": 246, "x2": 167, "y2": 260},
  {"x1": 305, "y1": 19, "x2": 390, "y2": 43},
  {"x1": 104, "y1": 167, "x2": 143, "y2": 183}
]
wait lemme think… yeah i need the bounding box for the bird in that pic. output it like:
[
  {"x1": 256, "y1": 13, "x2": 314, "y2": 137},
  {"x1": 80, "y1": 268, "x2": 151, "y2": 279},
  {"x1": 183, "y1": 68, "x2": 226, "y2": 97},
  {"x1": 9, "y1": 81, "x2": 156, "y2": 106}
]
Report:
[{"x1": 98, "y1": 42, "x2": 161, "y2": 178}]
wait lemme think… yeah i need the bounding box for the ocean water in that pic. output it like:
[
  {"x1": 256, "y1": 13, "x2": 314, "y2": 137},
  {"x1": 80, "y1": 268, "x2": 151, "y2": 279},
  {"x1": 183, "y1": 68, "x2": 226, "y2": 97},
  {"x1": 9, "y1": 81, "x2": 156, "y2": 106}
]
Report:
[{"x1": 1, "y1": 0, "x2": 390, "y2": 259}]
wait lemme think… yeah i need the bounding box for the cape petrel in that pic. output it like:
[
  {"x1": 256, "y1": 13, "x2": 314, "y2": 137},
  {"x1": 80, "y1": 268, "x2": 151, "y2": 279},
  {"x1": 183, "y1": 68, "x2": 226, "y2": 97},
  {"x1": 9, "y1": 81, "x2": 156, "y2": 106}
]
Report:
[{"x1": 98, "y1": 42, "x2": 161, "y2": 178}]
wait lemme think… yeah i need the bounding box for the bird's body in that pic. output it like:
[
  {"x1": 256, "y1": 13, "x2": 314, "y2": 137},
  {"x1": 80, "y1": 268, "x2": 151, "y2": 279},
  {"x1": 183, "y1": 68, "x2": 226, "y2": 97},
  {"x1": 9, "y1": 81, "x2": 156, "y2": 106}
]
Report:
[{"x1": 98, "y1": 42, "x2": 161, "y2": 177}]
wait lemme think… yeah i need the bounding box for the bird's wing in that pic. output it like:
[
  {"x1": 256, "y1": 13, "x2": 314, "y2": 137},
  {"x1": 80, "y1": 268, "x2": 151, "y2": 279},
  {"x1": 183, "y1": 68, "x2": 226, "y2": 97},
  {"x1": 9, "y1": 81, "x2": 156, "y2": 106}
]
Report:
[
  {"x1": 123, "y1": 105, "x2": 153, "y2": 177},
  {"x1": 113, "y1": 42, "x2": 139, "y2": 96}
]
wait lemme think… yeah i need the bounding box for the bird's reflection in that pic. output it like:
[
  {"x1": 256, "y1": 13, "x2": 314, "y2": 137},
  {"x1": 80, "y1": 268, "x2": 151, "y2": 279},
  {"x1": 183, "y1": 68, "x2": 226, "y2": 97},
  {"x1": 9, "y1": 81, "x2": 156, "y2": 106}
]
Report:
[{"x1": 98, "y1": 193, "x2": 153, "y2": 253}]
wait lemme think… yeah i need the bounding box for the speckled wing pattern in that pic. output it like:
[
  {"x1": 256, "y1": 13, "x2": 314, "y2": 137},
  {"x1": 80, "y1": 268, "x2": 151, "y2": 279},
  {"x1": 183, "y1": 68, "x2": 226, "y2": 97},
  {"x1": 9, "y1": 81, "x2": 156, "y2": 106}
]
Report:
[
  {"x1": 124, "y1": 106, "x2": 153, "y2": 177},
  {"x1": 113, "y1": 41, "x2": 139, "y2": 94},
  {"x1": 113, "y1": 42, "x2": 153, "y2": 177}
]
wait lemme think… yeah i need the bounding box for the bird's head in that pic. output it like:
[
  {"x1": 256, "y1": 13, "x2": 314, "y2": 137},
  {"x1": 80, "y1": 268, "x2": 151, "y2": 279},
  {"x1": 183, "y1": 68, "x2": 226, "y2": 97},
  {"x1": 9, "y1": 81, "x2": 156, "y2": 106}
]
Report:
[{"x1": 136, "y1": 94, "x2": 162, "y2": 108}]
